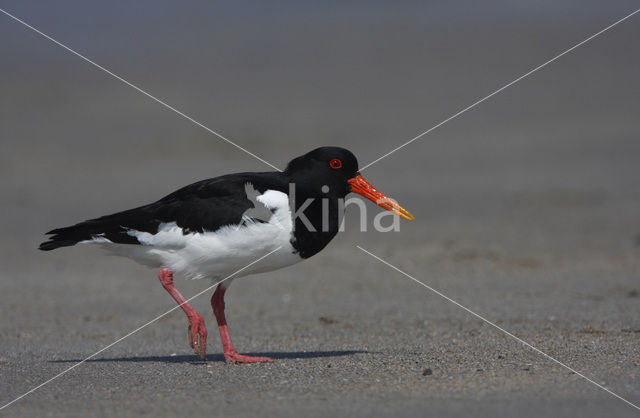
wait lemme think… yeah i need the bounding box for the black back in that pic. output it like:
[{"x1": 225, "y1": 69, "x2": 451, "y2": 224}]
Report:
[{"x1": 39, "y1": 172, "x2": 287, "y2": 251}]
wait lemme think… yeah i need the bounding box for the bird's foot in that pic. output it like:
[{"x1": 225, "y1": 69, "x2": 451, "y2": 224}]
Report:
[
  {"x1": 224, "y1": 350, "x2": 273, "y2": 364},
  {"x1": 187, "y1": 313, "x2": 207, "y2": 360}
]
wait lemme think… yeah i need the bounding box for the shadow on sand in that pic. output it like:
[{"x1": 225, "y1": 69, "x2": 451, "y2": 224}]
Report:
[{"x1": 50, "y1": 350, "x2": 368, "y2": 364}]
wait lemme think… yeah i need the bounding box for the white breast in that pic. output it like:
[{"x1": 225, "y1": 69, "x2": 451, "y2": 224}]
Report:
[{"x1": 89, "y1": 188, "x2": 302, "y2": 280}]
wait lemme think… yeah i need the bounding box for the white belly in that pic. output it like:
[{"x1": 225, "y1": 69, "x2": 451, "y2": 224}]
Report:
[{"x1": 88, "y1": 189, "x2": 302, "y2": 280}]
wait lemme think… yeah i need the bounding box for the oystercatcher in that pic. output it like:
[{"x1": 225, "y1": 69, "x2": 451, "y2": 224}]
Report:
[{"x1": 39, "y1": 147, "x2": 414, "y2": 363}]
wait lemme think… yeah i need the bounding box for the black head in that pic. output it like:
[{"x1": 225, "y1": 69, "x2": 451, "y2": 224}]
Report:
[
  {"x1": 284, "y1": 147, "x2": 359, "y2": 198},
  {"x1": 284, "y1": 146, "x2": 414, "y2": 221}
]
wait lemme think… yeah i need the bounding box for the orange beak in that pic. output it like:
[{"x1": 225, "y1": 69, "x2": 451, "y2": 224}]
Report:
[{"x1": 347, "y1": 174, "x2": 415, "y2": 221}]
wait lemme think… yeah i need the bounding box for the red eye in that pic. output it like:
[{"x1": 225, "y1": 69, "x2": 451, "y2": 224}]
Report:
[{"x1": 329, "y1": 158, "x2": 342, "y2": 169}]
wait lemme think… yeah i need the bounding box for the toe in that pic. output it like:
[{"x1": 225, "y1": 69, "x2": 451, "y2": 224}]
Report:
[
  {"x1": 225, "y1": 353, "x2": 274, "y2": 364},
  {"x1": 188, "y1": 324, "x2": 195, "y2": 349},
  {"x1": 198, "y1": 330, "x2": 207, "y2": 360}
]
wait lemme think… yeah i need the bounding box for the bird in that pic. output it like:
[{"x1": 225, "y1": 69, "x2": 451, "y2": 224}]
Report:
[{"x1": 39, "y1": 147, "x2": 414, "y2": 363}]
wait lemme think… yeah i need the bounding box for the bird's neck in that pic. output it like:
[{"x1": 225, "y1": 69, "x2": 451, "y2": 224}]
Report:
[{"x1": 289, "y1": 195, "x2": 341, "y2": 259}]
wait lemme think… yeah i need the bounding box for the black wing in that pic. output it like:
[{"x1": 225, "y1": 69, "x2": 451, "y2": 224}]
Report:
[{"x1": 39, "y1": 172, "x2": 286, "y2": 251}]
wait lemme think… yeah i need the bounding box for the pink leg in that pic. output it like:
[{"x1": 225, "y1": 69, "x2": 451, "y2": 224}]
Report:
[
  {"x1": 158, "y1": 268, "x2": 207, "y2": 360},
  {"x1": 211, "y1": 284, "x2": 273, "y2": 364}
]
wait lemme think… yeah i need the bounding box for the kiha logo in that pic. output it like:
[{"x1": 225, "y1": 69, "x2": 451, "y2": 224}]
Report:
[
  {"x1": 240, "y1": 183, "x2": 274, "y2": 225},
  {"x1": 240, "y1": 183, "x2": 401, "y2": 232}
]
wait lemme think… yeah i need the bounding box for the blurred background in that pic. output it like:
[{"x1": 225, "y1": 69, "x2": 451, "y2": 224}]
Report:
[{"x1": 1, "y1": 1, "x2": 639, "y2": 416}]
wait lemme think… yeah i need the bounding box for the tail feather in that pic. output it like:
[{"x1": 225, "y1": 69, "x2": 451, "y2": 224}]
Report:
[
  {"x1": 39, "y1": 222, "x2": 102, "y2": 251},
  {"x1": 39, "y1": 238, "x2": 84, "y2": 251},
  {"x1": 39, "y1": 215, "x2": 143, "y2": 251}
]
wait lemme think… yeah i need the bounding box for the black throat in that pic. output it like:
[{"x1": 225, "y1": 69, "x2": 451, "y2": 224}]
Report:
[{"x1": 289, "y1": 191, "x2": 342, "y2": 259}]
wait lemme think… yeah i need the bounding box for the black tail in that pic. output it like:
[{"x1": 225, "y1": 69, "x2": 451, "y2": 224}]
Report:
[
  {"x1": 39, "y1": 222, "x2": 103, "y2": 251},
  {"x1": 39, "y1": 236, "x2": 84, "y2": 251},
  {"x1": 39, "y1": 211, "x2": 146, "y2": 251}
]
